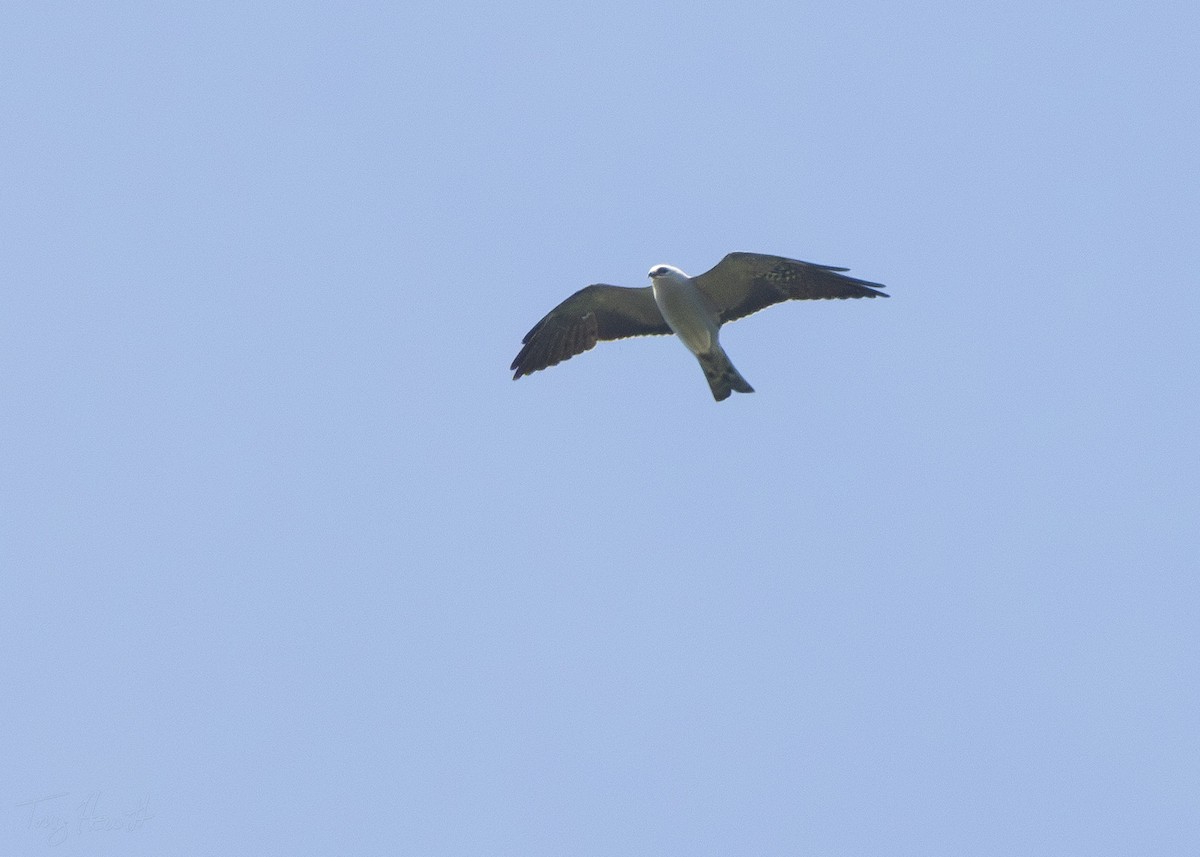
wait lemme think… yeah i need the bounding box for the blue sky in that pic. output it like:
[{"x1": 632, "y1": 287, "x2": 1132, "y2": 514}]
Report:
[{"x1": 3, "y1": 1, "x2": 1198, "y2": 854}]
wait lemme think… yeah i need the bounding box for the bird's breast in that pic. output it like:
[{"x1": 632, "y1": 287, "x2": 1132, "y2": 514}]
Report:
[{"x1": 652, "y1": 277, "x2": 720, "y2": 355}]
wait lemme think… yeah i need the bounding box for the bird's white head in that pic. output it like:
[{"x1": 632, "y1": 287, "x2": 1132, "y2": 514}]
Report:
[{"x1": 648, "y1": 264, "x2": 688, "y2": 282}]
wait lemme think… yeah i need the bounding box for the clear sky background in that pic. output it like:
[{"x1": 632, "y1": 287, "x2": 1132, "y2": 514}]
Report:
[{"x1": 3, "y1": 1, "x2": 1198, "y2": 854}]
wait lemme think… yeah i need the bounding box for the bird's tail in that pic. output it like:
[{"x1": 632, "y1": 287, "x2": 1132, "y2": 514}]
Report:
[{"x1": 698, "y1": 347, "x2": 754, "y2": 402}]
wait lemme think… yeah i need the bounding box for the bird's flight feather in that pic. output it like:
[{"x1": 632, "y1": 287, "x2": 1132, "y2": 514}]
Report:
[
  {"x1": 693, "y1": 252, "x2": 888, "y2": 325},
  {"x1": 509, "y1": 284, "x2": 670, "y2": 379}
]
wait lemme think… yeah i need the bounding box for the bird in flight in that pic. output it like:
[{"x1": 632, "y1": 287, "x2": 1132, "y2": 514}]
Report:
[{"x1": 510, "y1": 252, "x2": 888, "y2": 401}]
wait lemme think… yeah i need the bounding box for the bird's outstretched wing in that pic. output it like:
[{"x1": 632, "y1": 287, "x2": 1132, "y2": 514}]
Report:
[
  {"x1": 693, "y1": 252, "x2": 889, "y2": 325},
  {"x1": 511, "y1": 285, "x2": 671, "y2": 379}
]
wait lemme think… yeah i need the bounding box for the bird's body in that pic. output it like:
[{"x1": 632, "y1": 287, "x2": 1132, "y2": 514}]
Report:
[
  {"x1": 510, "y1": 252, "x2": 888, "y2": 401},
  {"x1": 649, "y1": 265, "x2": 718, "y2": 354},
  {"x1": 648, "y1": 265, "x2": 755, "y2": 400}
]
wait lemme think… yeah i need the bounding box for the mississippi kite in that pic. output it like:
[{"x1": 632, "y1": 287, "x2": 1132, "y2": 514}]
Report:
[{"x1": 510, "y1": 252, "x2": 888, "y2": 401}]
